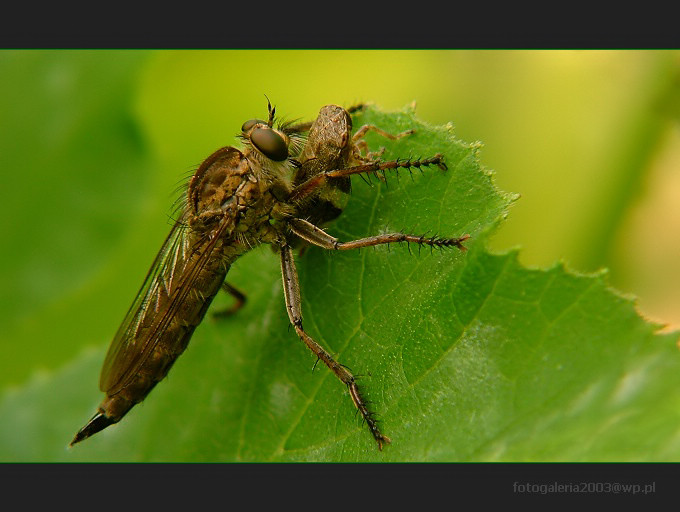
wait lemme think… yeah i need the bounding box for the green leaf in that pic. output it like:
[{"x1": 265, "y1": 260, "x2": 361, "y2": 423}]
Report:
[
  {"x1": 0, "y1": 50, "x2": 156, "y2": 388},
  {"x1": 2, "y1": 102, "x2": 679, "y2": 462}
]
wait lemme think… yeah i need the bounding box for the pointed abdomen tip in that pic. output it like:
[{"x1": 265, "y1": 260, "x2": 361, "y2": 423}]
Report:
[{"x1": 69, "y1": 412, "x2": 116, "y2": 446}]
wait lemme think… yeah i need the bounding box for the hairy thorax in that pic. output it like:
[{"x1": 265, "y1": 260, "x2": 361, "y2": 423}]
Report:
[{"x1": 187, "y1": 146, "x2": 283, "y2": 250}]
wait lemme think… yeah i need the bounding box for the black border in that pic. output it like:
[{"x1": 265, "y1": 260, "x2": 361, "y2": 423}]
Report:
[
  {"x1": 1, "y1": 4, "x2": 678, "y2": 508},
  {"x1": 0, "y1": 463, "x2": 675, "y2": 505},
  {"x1": 2, "y1": 3, "x2": 679, "y2": 48}
]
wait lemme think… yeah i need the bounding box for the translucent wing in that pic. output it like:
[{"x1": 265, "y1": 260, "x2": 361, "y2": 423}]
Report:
[{"x1": 99, "y1": 211, "x2": 230, "y2": 395}]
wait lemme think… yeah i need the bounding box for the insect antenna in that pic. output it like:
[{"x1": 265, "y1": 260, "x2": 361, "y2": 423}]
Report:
[{"x1": 264, "y1": 94, "x2": 276, "y2": 127}]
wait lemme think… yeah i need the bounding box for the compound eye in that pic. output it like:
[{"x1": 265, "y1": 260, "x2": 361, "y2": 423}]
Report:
[
  {"x1": 241, "y1": 119, "x2": 265, "y2": 133},
  {"x1": 251, "y1": 127, "x2": 288, "y2": 161}
]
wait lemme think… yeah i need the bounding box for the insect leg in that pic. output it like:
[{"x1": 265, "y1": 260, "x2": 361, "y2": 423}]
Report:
[
  {"x1": 286, "y1": 120, "x2": 314, "y2": 135},
  {"x1": 279, "y1": 244, "x2": 391, "y2": 450},
  {"x1": 346, "y1": 103, "x2": 366, "y2": 114},
  {"x1": 288, "y1": 218, "x2": 470, "y2": 252},
  {"x1": 352, "y1": 124, "x2": 414, "y2": 162},
  {"x1": 212, "y1": 282, "x2": 247, "y2": 318},
  {"x1": 288, "y1": 154, "x2": 447, "y2": 202},
  {"x1": 352, "y1": 124, "x2": 414, "y2": 144}
]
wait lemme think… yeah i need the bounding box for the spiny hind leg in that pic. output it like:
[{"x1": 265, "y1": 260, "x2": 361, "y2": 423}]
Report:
[
  {"x1": 288, "y1": 153, "x2": 447, "y2": 202},
  {"x1": 279, "y1": 244, "x2": 390, "y2": 450},
  {"x1": 288, "y1": 217, "x2": 470, "y2": 253}
]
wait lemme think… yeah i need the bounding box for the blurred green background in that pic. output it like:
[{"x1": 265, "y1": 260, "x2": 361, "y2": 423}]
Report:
[{"x1": 1, "y1": 49, "x2": 679, "y2": 429}]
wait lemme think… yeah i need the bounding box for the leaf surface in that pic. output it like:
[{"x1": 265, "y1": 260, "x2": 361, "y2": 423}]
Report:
[{"x1": 1, "y1": 103, "x2": 678, "y2": 462}]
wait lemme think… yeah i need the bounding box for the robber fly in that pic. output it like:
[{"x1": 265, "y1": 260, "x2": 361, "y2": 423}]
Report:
[{"x1": 70, "y1": 101, "x2": 469, "y2": 450}]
